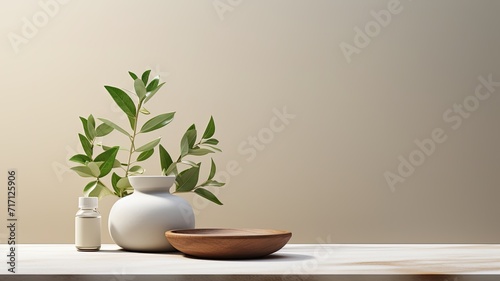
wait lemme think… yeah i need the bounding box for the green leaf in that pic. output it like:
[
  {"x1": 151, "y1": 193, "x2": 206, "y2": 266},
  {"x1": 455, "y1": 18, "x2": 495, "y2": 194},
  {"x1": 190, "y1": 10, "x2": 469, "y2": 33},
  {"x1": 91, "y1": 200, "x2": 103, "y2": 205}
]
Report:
[
  {"x1": 98, "y1": 118, "x2": 130, "y2": 137},
  {"x1": 94, "y1": 146, "x2": 118, "y2": 162},
  {"x1": 146, "y1": 76, "x2": 159, "y2": 92},
  {"x1": 97, "y1": 144, "x2": 114, "y2": 151},
  {"x1": 122, "y1": 190, "x2": 133, "y2": 196},
  {"x1": 194, "y1": 188, "x2": 223, "y2": 205},
  {"x1": 71, "y1": 166, "x2": 94, "y2": 178},
  {"x1": 202, "y1": 116, "x2": 215, "y2": 139},
  {"x1": 203, "y1": 180, "x2": 225, "y2": 187},
  {"x1": 86, "y1": 162, "x2": 101, "y2": 177},
  {"x1": 113, "y1": 159, "x2": 121, "y2": 168},
  {"x1": 87, "y1": 114, "x2": 96, "y2": 140},
  {"x1": 94, "y1": 146, "x2": 119, "y2": 177},
  {"x1": 139, "y1": 112, "x2": 175, "y2": 133},
  {"x1": 141, "y1": 70, "x2": 151, "y2": 85},
  {"x1": 180, "y1": 127, "x2": 197, "y2": 157},
  {"x1": 187, "y1": 125, "x2": 197, "y2": 146},
  {"x1": 203, "y1": 138, "x2": 219, "y2": 145},
  {"x1": 89, "y1": 180, "x2": 114, "y2": 199},
  {"x1": 127, "y1": 115, "x2": 136, "y2": 130},
  {"x1": 83, "y1": 180, "x2": 98, "y2": 193},
  {"x1": 164, "y1": 163, "x2": 178, "y2": 176},
  {"x1": 208, "y1": 158, "x2": 216, "y2": 180},
  {"x1": 200, "y1": 144, "x2": 222, "y2": 152},
  {"x1": 79, "y1": 117, "x2": 91, "y2": 141},
  {"x1": 175, "y1": 165, "x2": 200, "y2": 192},
  {"x1": 128, "y1": 71, "x2": 138, "y2": 80},
  {"x1": 144, "y1": 82, "x2": 165, "y2": 103},
  {"x1": 129, "y1": 165, "x2": 145, "y2": 175},
  {"x1": 140, "y1": 107, "x2": 150, "y2": 115},
  {"x1": 189, "y1": 148, "x2": 214, "y2": 156},
  {"x1": 117, "y1": 177, "x2": 131, "y2": 189},
  {"x1": 180, "y1": 139, "x2": 189, "y2": 157},
  {"x1": 135, "y1": 138, "x2": 161, "y2": 152},
  {"x1": 134, "y1": 79, "x2": 147, "y2": 101},
  {"x1": 180, "y1": 160, "x2": 198, "y2": 167},
  {"x1": 69, "y1": 154, "x2": 92, "y2": 165},
  {"x1": 159, "y1": 145, "x2": 174, "y2": 175},
  {"x1": 78, "y1": 133, "x2": 93, "y2": 158},
  {"x1": 104, "y1": 85, "x2": 137, "y2": 117},
  {"x1": 111, "y1": 173, "x2": 121, "y2": 194},
  {"x1": 95, "y1": 123, "x2": 113, "y2": 137},
  {"x1": 87, "y1": 115, "x2": 95, "y2": 127},
  {"x1": 137, "y1": 149, "x2": 154, "y2": 162}
]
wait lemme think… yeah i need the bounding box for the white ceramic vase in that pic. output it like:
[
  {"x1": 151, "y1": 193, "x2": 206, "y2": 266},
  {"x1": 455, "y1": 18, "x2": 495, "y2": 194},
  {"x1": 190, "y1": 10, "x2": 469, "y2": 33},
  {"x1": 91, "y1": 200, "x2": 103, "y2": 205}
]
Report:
[{"x1": 108, "y1": 176, "x2": 195, "y2": 252}]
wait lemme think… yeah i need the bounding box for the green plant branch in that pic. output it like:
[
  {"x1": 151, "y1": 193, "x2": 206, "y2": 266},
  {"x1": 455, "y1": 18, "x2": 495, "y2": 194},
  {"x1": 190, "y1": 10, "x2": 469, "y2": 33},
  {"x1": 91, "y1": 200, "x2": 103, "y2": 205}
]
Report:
[
  {"x1": 124, "y1": 100, "x2": 143, "y2": 177},
  {"x1": 71, "y1": 70, "x2": 224, "y2": 203}
]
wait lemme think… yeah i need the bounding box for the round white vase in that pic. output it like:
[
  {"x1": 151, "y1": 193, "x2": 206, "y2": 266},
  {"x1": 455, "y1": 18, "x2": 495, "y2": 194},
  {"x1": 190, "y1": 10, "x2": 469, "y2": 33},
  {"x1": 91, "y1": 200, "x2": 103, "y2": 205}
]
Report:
[{"x1": 108, "y1": 175, "x2": 195, "y2": 252}]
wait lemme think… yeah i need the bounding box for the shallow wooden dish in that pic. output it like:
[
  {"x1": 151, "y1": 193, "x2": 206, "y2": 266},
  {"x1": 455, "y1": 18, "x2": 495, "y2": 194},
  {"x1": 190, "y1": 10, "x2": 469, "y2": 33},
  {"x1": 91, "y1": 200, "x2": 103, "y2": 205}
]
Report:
[{"x1": 165, "y1": 228, "x2": 292, "y2": 259}]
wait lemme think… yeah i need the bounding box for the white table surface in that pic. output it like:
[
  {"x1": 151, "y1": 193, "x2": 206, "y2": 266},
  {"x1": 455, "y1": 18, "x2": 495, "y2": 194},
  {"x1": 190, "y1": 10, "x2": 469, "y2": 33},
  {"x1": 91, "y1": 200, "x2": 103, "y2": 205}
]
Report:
[{"x1": 1, "y1": 244, "x2": 500, "y2": 280}]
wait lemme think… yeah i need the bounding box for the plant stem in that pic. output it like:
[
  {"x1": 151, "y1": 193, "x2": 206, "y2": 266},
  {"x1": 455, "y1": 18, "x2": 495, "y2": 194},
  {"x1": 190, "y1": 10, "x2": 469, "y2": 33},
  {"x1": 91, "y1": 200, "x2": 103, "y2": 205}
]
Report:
[{"x1": 125, "y1": 101, "x2": 143, "y2": 177}]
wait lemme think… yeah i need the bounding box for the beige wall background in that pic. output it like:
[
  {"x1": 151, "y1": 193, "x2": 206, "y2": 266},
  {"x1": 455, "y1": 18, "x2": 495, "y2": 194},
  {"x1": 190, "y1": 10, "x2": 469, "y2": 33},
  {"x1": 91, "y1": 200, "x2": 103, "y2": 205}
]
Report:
[{"x1": 0, "y1": 0, "x2": 499, "y2": 244}]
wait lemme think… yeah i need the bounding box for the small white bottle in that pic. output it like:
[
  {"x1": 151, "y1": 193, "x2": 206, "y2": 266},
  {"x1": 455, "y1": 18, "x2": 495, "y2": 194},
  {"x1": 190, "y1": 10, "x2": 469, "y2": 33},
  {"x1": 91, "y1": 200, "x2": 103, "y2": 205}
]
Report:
[{"x1": 75, "y1": 197, "x2": 101, "y2": 251}]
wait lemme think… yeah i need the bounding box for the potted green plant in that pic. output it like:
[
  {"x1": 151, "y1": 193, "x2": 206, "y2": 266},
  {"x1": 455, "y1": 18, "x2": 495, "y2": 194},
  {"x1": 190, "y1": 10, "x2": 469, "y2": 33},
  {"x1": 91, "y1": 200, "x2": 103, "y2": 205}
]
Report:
[{"x1": 69, "y1": 70, "x2": 225, "y2": 252}]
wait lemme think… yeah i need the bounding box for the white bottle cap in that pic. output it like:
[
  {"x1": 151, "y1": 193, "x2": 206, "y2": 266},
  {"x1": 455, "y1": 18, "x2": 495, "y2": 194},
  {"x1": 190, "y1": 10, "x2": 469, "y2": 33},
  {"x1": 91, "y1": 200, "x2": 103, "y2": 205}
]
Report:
[{"x1": 79, "y1": 197, "x2": 98, "y2": 209}]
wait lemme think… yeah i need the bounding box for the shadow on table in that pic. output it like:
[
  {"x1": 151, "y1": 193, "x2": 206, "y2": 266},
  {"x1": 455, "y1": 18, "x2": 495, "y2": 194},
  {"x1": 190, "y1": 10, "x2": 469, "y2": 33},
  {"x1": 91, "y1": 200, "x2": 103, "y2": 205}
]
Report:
[
  {"x1": 97, "y1": 249, "x2": 313, "y2": 262},
  {"x1": 178, "y1": 253, "x2": 314, "y2": 262},
  {"x1": 97, "y1": 249, "x2": 184, "y2": 256}
]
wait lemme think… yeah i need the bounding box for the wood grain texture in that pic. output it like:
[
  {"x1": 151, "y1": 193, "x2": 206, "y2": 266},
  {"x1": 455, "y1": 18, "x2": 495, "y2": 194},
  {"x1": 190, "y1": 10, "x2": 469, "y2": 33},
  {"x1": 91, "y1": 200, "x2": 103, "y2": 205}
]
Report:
[{"x1": 165, "y1": 228, "x2": 292, "y2": 259}]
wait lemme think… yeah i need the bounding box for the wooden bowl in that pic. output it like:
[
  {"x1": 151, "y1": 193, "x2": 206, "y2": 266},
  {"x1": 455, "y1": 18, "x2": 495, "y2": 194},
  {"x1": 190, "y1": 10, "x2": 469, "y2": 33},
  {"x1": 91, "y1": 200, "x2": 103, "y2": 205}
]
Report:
[{"x1": 165, "y1": 228, "x2": 292, "y2": 259}]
